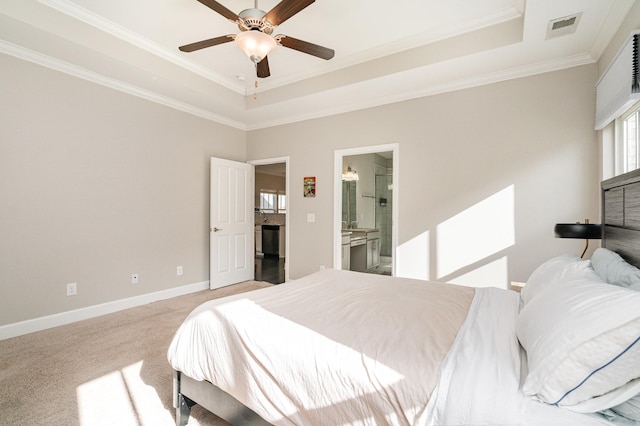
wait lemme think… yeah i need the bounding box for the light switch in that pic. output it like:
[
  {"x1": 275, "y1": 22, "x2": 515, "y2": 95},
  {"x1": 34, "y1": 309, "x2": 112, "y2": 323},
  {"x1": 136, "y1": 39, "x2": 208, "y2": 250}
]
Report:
[{"x1": 307, "y1": 213, "x2": 315, "y2": 222}]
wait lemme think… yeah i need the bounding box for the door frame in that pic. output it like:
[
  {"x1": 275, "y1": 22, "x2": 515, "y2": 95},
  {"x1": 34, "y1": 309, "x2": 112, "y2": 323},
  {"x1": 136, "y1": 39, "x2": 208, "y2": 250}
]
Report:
[
  {"x1": 334, "y1": 144, "x2": 399, "y2": 275},
  {"x1": 248, "y1": 156, "x2": 290, "y2": 282}
]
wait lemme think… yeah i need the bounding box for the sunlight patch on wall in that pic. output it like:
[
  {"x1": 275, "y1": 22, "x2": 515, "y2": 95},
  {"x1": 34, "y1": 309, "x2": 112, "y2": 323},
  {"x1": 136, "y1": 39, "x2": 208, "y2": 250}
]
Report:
[
  {"x1": 437, "y1": 186, "x2": 514, "y2": 279},
  {"x1": 396, "y1": 230, "x2": 430, "y2": 280},
  {"x1": 77, "y1": 360, "x2": 172, "y2": 425},
  {"x1": 447, "y1": 256, "x2": 509, "y2": 289}
]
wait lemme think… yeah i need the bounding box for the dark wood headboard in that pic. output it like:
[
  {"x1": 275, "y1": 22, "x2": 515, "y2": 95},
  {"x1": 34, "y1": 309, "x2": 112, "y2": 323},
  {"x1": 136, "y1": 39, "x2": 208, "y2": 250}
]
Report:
[{"x1": 602, "y1": 168, "x2": 640, "y2": 268}]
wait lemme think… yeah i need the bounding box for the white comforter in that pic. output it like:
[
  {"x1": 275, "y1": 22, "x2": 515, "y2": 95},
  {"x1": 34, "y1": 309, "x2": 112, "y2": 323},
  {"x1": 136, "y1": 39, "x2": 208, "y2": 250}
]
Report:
[
  {"x1": 168, "y1": 269, "x2": 616, "y2": 425},
  {"x1": 426, "y1": 287, "x2": 615, "y2": 426}
]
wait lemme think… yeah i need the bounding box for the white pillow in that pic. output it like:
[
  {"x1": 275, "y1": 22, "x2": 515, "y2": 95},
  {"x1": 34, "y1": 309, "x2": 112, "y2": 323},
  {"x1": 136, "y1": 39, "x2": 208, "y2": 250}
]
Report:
[
  {"x1": 517, "y1": 279, "x2": 640, "y2": 411},
  {"x1": 591, "y1": 247, "x2": 640, "y2": 290},
  {"x1": 521, "y1": 254, "x2": 596, "y2": 305}
]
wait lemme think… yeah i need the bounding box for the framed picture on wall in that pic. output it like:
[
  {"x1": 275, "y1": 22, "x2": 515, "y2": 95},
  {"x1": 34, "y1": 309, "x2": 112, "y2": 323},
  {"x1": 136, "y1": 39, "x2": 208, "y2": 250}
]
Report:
[{"x1": 303, "y1": 177, "x2": 316, "y2": 198}]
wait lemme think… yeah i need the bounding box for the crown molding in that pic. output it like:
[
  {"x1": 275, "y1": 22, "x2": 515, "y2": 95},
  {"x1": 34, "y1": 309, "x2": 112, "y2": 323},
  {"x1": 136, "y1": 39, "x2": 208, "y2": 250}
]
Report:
[
  {"x1": 246, "y1": 53, "x2": 597, "y2": 130},
  {"x1": 1, "y1": 38, "x2": 596, "y2": 132},
  {"x1": 588, "y1": 0, "x2": 635, "y2": 61},
  {"x1": 0, "y1": 40, "x2": 247, "y2": 130},
  {"x1": 256, "y1": 6, "x2": 524, "y2": 92},
  {"x1": 38, "y1": 0, "x2": 244, "y2": 94}
]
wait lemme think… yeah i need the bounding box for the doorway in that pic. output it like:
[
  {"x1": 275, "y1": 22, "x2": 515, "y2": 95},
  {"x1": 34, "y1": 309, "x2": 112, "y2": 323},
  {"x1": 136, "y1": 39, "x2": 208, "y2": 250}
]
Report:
[
  {"x1": 334, "y1": 144, "x2": 399, "y2": 275},
  {"x1": 250, "y1": 157, "x2": 290, "y2": 284}
]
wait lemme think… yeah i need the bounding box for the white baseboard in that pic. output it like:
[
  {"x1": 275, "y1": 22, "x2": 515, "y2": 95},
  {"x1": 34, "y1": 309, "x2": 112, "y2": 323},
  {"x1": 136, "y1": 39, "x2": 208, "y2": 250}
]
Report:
[{"x1": 0, "y1": 281, "x2": 210, "y2": 341}]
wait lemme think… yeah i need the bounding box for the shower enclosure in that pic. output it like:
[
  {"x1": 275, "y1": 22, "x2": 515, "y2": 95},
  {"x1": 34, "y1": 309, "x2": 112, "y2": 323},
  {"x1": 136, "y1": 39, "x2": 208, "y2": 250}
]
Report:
[{"x1": 375, "y1": 173, "x2": 393, "y2": 258}]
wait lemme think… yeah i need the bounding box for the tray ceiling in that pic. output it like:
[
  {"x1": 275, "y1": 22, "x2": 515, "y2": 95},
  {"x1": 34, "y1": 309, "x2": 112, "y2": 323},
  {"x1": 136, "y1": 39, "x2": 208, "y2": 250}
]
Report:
[{"x1": 0, "y1": 0, "x2": 634, "y2": 130}]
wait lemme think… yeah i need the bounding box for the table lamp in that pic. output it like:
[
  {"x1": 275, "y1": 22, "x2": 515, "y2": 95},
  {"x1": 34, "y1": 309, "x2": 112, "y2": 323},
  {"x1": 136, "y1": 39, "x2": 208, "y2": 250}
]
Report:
[{"x1": 554, "y1": 219, "x2": 602, "y2": 258}]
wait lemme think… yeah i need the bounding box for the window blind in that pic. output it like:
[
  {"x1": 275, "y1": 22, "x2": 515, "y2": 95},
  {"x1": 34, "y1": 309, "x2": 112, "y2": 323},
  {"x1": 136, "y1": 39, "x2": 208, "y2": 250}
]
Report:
[{"x1": 595, "y1": 31, "x2": 640, "y2": 130}]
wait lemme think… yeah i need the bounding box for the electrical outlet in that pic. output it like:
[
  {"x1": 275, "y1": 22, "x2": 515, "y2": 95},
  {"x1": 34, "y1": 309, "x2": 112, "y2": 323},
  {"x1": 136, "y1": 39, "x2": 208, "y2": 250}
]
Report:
[
  {"x1": 319, "y1": 265, "x2": 325, "y2": 270},
  {"x1": 131, "y1": 273, "x2": 138, "y2": 284},
  {"x1": 177, "y1": 266, "x2": 183, "y2": 276},
  {"x1": 66, "y1": 282, "x2": 77, "y2": 296}
]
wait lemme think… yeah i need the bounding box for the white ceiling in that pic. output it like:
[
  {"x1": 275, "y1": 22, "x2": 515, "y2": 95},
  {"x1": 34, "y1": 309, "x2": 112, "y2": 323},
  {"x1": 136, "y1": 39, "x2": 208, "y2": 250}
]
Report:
[{"x1": 0, "y1": 0, "x2": 635, "y2": 130}]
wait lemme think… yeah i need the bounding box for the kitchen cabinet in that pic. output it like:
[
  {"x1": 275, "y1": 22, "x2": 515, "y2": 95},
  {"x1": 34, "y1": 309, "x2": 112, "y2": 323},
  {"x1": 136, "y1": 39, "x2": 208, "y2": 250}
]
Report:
[{"x1": 255, "y1": 225, "x2": 262, "y2": 257}]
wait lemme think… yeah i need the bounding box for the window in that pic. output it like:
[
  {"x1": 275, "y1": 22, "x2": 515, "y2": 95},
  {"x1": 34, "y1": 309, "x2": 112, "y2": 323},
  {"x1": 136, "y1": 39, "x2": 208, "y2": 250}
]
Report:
[
  {"x1": 259, "y1": 190, "x2": 286, "y2": 213},
  {"x1": 619, "y1": 103, "x2": 640, "y2": 173},
  {"x1": 278, "y1": 193, "x2": 287, "y2": 213},
  {"x1": 260, "y1": 191, "x2": 277, "y2": 213}
]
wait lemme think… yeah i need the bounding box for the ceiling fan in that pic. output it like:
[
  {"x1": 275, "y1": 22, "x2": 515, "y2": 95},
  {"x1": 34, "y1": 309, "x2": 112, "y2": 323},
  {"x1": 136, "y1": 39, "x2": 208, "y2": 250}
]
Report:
[{"x1": 179, "y1": 0, "x2": 335, "y2": 78}]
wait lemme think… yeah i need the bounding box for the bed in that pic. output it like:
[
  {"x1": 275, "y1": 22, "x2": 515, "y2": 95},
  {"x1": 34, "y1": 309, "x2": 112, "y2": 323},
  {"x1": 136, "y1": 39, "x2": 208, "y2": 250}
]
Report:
[{"x1": 167, "y1": 169, "x2": 640, "y2": 426}]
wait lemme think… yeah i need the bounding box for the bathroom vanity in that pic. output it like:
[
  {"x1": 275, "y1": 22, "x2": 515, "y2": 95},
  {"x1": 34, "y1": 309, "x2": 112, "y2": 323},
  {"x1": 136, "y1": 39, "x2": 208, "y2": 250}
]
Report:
[{"x1": 345, "y1": 229, "x2": 380, "y2": 272}]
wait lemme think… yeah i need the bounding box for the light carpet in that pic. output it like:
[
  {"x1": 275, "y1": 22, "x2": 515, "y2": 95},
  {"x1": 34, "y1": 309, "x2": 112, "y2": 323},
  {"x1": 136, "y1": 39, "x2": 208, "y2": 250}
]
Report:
[{"x1": 0, "y1": 280, "x2": 273, "y2": 426}]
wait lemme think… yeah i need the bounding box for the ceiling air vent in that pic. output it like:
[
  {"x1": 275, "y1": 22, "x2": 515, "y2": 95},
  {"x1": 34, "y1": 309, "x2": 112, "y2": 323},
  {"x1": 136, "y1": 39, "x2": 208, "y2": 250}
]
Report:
[{"x1": 546, "y1": 13, "x2": 582, "y2": 39}]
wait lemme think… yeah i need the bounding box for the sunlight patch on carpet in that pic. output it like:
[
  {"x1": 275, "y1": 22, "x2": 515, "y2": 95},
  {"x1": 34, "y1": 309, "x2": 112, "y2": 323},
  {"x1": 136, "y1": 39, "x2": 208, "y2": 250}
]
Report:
[{"x1": 77, "y1": 360, "x2": 172, "y2": 425}]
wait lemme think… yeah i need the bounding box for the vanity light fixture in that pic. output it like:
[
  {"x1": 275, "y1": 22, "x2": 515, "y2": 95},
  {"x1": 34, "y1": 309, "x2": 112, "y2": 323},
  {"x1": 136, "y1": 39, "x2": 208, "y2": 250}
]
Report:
[
  {"x1": 554, "y1": 219, "x2": 602, "y2": 258},
  {"x1": 342, "y1": 167, "x2": 359, "y2": 182}
]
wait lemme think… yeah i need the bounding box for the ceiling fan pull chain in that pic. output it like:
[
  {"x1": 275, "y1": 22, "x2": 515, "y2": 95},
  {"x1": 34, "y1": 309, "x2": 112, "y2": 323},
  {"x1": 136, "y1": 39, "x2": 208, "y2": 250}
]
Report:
[{"x1": 254, "y1": 80, "x2": 258, "y2": 100}]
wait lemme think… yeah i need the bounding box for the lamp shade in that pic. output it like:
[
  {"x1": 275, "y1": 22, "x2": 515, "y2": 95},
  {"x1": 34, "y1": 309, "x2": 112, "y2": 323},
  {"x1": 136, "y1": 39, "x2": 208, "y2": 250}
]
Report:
[
  {"x1": 234, "y1": 30, "x2": 277, "y2": 63},
  {"x1": 554, "y1": 223, "x2": 602, "y2": 239}
]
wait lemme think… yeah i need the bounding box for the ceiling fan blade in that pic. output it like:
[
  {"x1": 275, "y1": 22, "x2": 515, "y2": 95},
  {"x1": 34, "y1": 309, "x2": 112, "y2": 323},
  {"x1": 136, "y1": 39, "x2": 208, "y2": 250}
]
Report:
[
  {"x1": 264, "y1": 0, "x2": 314, "y2": 26},
  {"x1": 197, "y1": 0, "x2": 239, "y2": 22},
  {"x1": 256, "y1": 56, "x2": 271, "y2": 78},
  {"x1": 179, "y1": 35, "x2": 233, "y2": 52},
  {"x1": 278, "y1": 35, "x2": 334, "y2": 60}
]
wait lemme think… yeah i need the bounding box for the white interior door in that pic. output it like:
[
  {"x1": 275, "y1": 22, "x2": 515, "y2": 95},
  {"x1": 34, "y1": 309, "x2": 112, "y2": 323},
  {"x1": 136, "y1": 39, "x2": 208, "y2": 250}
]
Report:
[{"x1": 210, "y1": 157, "x2": 254, "y2": 289}]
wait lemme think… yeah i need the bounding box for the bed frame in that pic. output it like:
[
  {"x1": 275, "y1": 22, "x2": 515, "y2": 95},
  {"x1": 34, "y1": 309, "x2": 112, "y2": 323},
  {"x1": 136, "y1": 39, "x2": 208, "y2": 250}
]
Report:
[
  {"x1": 172, "y1": 168, "x2": 640, "y2": 426},
  {"x1": 173, "y1": 370, "x2": 270, "y2": 426},
  {"x1": 601, "y1": 168, "x2": 640, "y2": 268}
]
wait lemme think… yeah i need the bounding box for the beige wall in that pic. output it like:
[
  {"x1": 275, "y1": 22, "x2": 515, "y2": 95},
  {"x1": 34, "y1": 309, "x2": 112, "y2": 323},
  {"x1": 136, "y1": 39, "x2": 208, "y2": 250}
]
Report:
[
  {"x1": 0, "y1": 42, "x2": 607, "y2": 327},
  {"x1": 247, "y1": 65, "x2": 600, "y2": 286},
  {"x1": 0, "y1": 54, "x2": 246, "y2": 326}
]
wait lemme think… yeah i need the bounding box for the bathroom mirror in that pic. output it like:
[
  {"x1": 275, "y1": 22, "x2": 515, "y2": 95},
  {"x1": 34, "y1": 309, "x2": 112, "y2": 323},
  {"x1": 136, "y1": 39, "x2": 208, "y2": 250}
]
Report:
[{"x1": 342, "y1": 181, "x2": 357, "y2": 228}]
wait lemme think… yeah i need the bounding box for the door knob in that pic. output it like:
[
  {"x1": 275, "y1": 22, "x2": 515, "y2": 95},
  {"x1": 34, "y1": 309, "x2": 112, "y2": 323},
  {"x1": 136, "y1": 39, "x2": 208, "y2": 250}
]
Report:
[{"x1": 212, "y1": 227, "x2": 223, "y2": 232}]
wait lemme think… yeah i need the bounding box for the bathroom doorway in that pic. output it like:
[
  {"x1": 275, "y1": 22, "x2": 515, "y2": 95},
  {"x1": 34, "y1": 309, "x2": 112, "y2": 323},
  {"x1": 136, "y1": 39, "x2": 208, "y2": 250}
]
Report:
[{"x1": 334, "y1": 144, "x2": 398, "y2": 276}]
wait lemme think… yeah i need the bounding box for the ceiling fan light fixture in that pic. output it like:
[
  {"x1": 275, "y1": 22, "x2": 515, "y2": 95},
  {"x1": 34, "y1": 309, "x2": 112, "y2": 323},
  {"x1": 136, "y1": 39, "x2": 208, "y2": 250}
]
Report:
[
  {"x1": 235, "y1": 30, "x2": 277, "y2": 63},
  {"x1": 179, "y1": 0, "x2": 334, "y2": 78}
]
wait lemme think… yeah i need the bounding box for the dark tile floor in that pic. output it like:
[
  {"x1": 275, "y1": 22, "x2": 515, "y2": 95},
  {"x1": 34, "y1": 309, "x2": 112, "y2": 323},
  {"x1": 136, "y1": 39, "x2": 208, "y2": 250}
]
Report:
[{"x1": 255, "y1": 255, "x2": 285, "y2": 284}]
